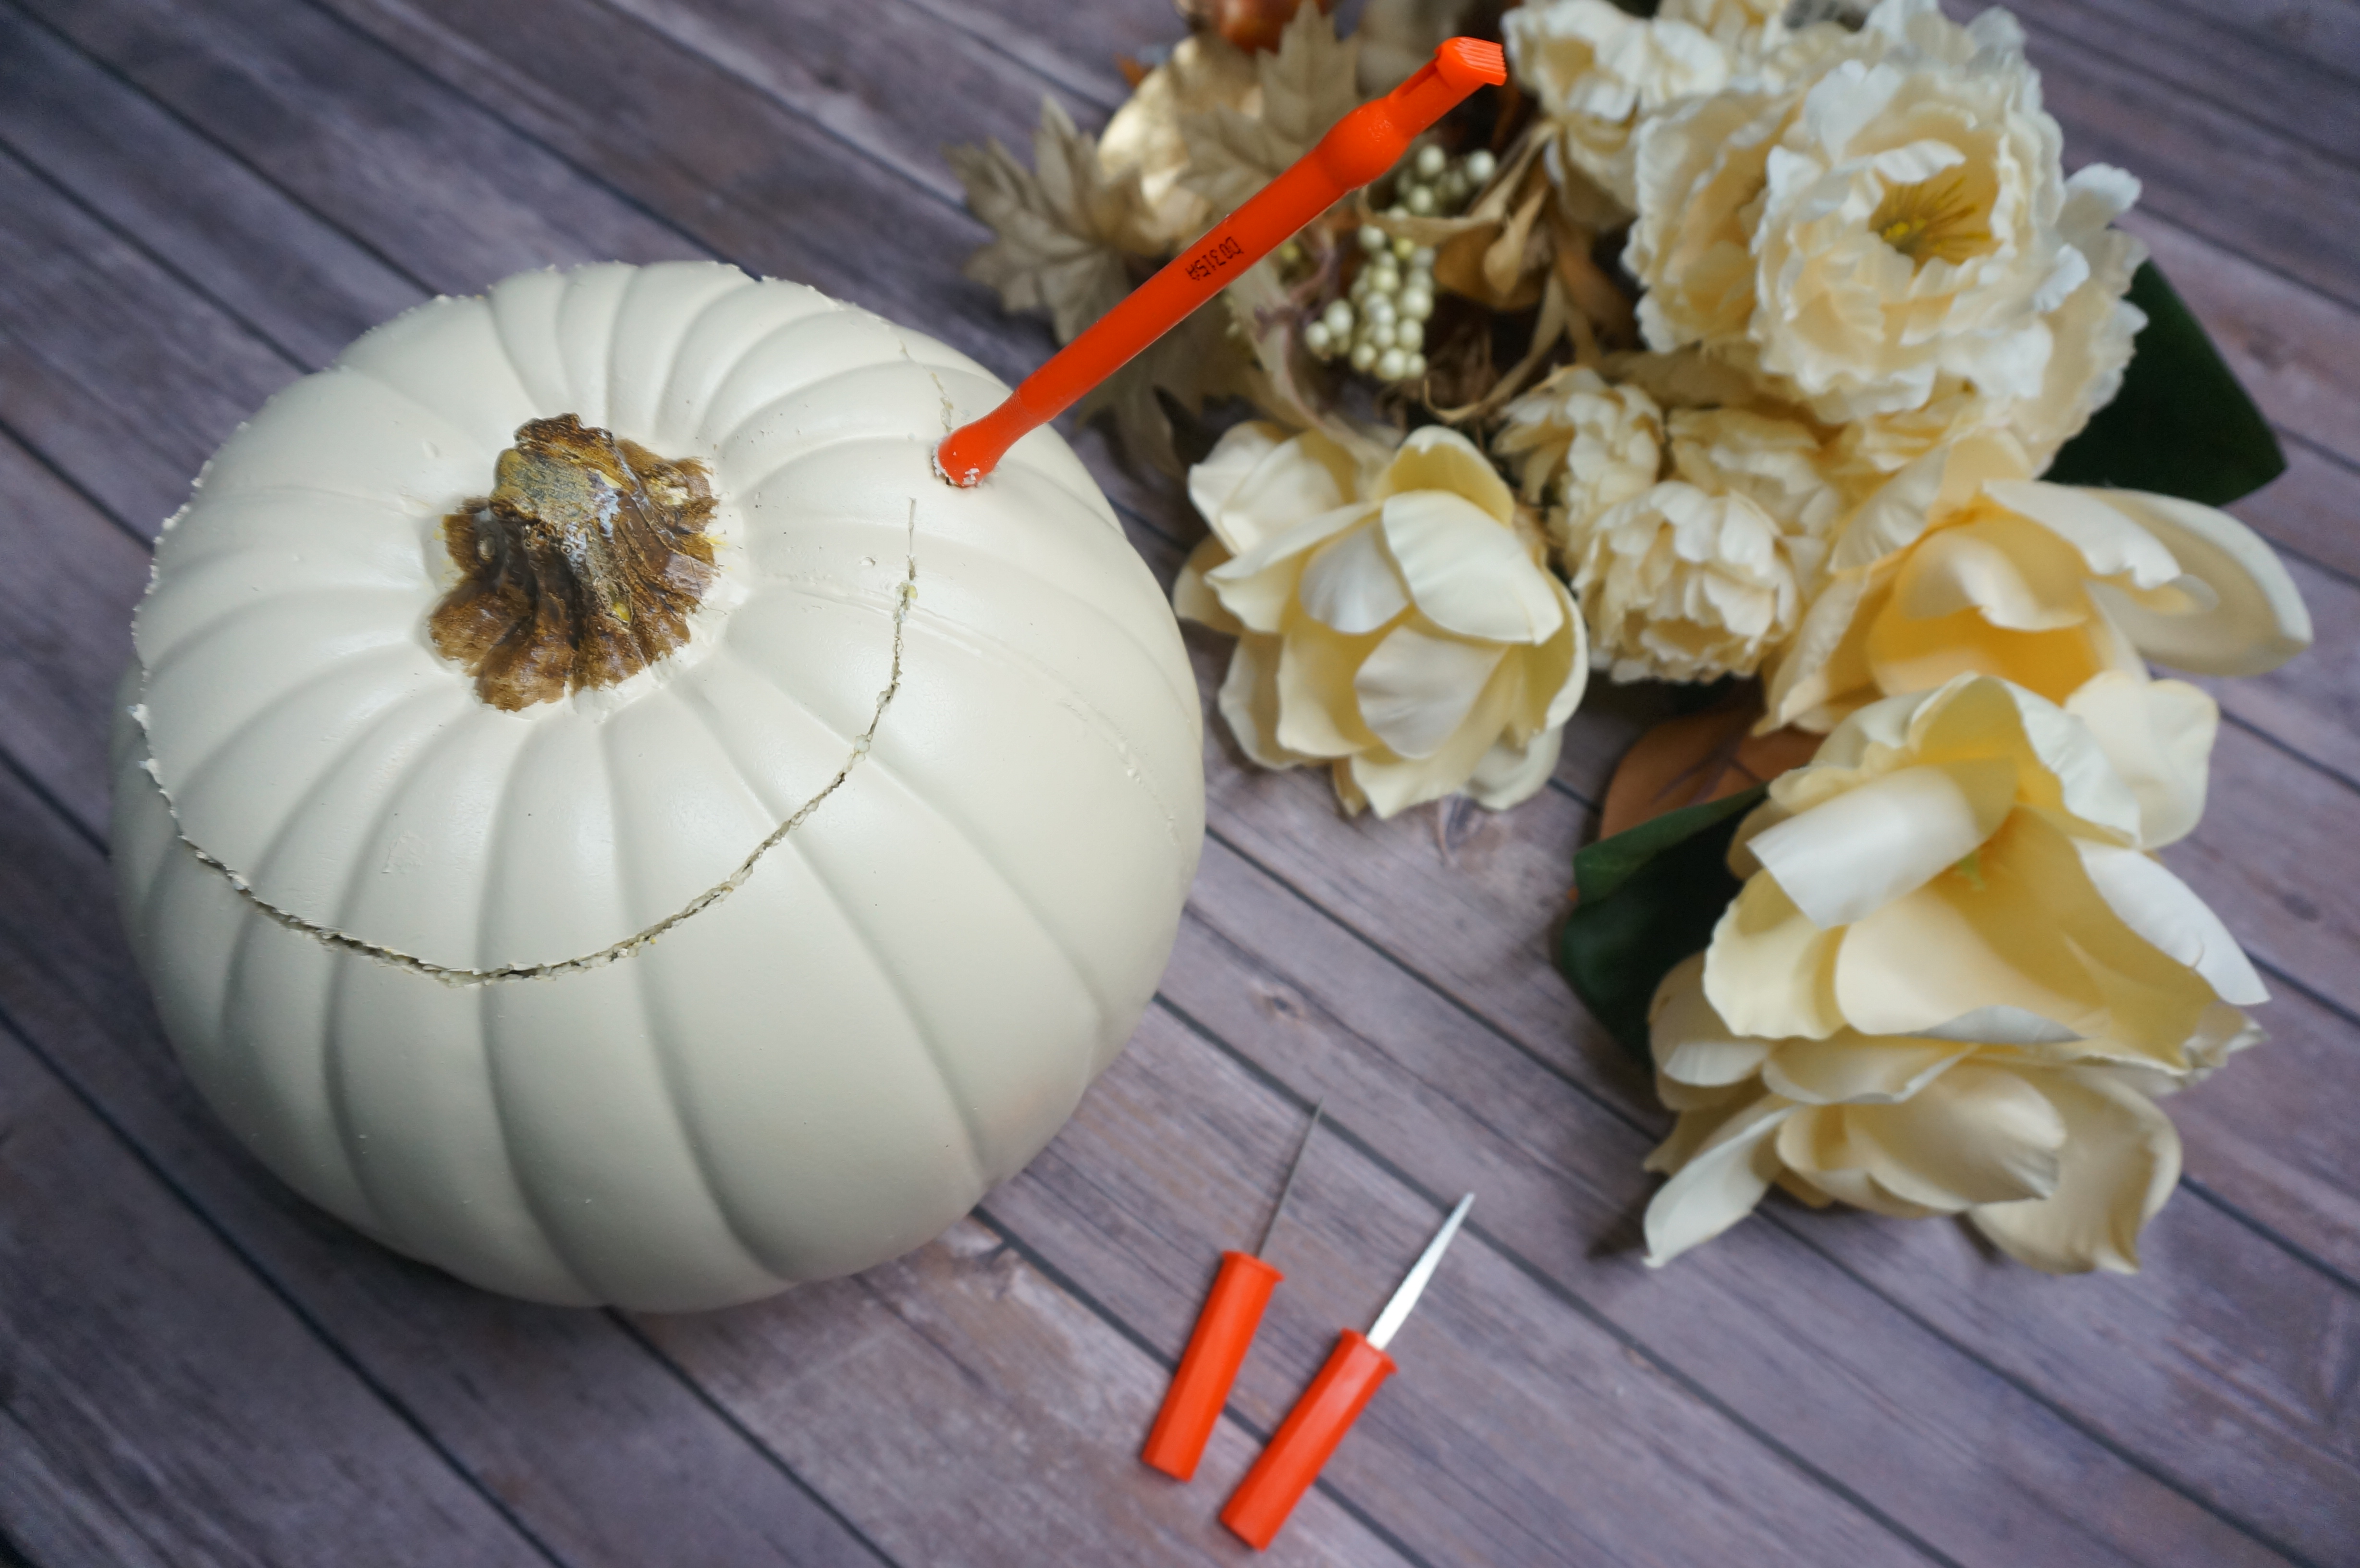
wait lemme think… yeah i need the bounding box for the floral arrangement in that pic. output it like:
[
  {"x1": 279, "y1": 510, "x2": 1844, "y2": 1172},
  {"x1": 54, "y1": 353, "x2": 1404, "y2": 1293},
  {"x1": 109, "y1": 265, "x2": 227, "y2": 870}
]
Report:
[{"x1": 948, "y1": 0, "x2": 2311, "y2": 1274}]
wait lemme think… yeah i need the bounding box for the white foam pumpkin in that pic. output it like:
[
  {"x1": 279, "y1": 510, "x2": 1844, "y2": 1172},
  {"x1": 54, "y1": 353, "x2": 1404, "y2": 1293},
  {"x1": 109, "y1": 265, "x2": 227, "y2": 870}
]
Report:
[{"x1": 110, "y1": 261, "x2": 1205, "y2": 1310}]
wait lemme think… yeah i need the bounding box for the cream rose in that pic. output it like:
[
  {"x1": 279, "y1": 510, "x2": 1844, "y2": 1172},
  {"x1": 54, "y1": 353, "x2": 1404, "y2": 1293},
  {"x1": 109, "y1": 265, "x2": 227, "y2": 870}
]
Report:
[
  {"x1": 1644, "y1": 673, "x2": 2265, "y2": 1272},
  {"x1": 1627, "y1": 0, "x2": 2146, "y2": 453},
  {"x1": 1766, "y1": 434, "x2": 2314, "y2": 730},
  {"x1": 1177, "y1": 423, "x2": 1588, "y2": 817},
  {"x1": 1645, "y1": 956, "x2": 2258, "y2": 1272},
  {"x1": 1503, "y1": 0, "x2": 1729, "y2": 216}
]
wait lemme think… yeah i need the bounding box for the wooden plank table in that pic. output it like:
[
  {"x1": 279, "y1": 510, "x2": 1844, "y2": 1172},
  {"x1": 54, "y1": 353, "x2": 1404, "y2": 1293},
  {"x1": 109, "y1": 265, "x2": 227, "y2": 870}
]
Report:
[{"x1": 0, "y1": 0, "x2": 2353, "y2": 1562}]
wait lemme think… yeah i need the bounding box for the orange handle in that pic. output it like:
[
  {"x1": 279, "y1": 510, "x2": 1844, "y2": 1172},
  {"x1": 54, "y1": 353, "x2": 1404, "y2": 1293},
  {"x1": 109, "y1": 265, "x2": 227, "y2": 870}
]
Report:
[
  {"x1": 1141, "y1": 1250, "x2": 1282, "y2": 1481},
  {"x1": 936, "y1": 37, "x2": 1507, "y2": 487},
  {"x1": 1221, "y1": 1329, "x2": 1397, "y2": 1549}
]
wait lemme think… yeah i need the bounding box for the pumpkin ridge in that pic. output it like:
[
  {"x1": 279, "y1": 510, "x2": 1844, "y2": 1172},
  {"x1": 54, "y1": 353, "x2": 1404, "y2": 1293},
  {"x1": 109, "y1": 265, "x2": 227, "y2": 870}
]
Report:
[
  {"x1": 779, "y1": 829, "x2": 992, "y2": 1193},
  {"x1": 850, "y1": 733, "x2": 1116, "y2": 1041},
  {"x1": 650, "y1": 277, "x2": 834, "y2": 437},
  {"x1": 706, "y1": 358, "x2": 943, "y2": 459},
  {"x1": 615, "y1": 903, "x2": 789, "y2": 1290},
  {"x1": 135, "y1": 511, "x2": 922, "y2": 987}
]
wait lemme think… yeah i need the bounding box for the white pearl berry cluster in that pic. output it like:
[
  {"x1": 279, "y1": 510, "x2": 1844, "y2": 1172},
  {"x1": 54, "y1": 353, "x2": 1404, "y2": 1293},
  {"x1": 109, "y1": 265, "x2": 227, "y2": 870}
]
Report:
[
  {"x1": 1386, "y1": 141, "x2": 1496, "y2": 221},
  {"x1": 1300, "y1": 143, "x2": 1497, "y2": 387}
]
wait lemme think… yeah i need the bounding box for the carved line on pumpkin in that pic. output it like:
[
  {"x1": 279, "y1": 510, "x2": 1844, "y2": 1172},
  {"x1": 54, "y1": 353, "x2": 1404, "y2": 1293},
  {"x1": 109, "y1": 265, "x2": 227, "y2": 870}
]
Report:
[{"x1": 147, "y1": 501, "x2": 923, "y2": 987}]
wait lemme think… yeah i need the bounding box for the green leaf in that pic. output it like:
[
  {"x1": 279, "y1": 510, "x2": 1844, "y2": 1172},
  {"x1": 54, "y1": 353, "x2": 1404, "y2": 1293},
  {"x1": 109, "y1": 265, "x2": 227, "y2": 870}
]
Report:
[
  {"x1": 2043, "y1": 261, "x2": 2285, "y2": 506},
  {"x1": 1558, "y1": 785, "x2": 1765, "y2": 1062}
]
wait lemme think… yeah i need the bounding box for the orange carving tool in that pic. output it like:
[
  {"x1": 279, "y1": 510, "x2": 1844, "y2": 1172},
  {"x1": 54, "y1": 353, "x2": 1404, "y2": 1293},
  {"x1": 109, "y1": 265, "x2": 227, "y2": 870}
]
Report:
[
  {"x1": 1141, "y1": 1102, "x2": 1325, "y2": 1482},
  {"x1": 935, "y1": 37, "x2": 1508, "y2": 488},
  {"x1": 1221, "y1": 1192, "x2": 1475, "y2": 1550}
]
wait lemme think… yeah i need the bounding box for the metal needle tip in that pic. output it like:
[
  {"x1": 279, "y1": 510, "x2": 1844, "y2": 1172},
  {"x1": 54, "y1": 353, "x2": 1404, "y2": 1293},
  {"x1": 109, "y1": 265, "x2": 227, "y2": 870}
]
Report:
[
  {"x1": 1254, "y1": 1101, "x2": 1326, "y2": 1258},
  {"x1": 1367, "y1": 1193, "x2": 1473, "y2": 1351}
]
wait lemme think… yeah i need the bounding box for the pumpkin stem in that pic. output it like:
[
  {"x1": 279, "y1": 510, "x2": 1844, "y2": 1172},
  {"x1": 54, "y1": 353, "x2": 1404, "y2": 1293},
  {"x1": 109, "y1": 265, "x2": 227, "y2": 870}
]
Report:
[{"x1": 429, "y1": 415, "x2": 718, "y2": 710}]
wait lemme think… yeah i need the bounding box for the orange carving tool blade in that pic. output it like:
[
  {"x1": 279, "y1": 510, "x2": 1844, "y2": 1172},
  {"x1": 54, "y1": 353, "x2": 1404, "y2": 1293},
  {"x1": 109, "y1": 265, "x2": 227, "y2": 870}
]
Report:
[
  {"x1": 1139, "y1": 1103, "x2": 1325, "y2": 1482},
  {"x1": 934, "y1": 38, "x2": 1507, "y2": 488},
  {"x1": 1221, "y1": 1192, "x2": 1474, "y2": 1550}
]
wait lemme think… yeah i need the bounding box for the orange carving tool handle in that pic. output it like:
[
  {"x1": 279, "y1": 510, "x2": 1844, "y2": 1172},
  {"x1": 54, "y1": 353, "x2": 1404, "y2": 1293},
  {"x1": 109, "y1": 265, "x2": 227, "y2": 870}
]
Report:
[
  {"x1": 935, "y1": 37, "x2": 1508, "y2": 488},
  {"x1": 1141, "y1": 1250, "x2": 1284, "y2": 1481},
  {"x1": 1220, "y1": 1330, "x2": 1397, "y2": 1550}
]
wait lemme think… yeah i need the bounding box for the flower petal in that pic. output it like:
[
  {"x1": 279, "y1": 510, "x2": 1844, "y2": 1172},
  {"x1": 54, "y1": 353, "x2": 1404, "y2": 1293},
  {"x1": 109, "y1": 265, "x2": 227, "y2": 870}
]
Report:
[
  {"x1": 2063, "y1": 672, "x2": 2214, "y2": 849},
  {"x1": 1643, "y1": 1096, "x2": 1795, "y2": 1267},
  {"x1": 1297, "y1": 520, "x2": 1411, "y2": 634},
  {"x1": 1749, "y1": 757, "x2": 2019, "y2": 929},
  {"x1": 1464, "y1": 726, "x2": 1563, "y2": 811},
  {"x1": 1651, "y1": 954, "x2": 1772, "y2": 1088},
  {"x1": 1889, "y1": 515, "x2": 2094, "y2": 632},
  {"x1": 1983, "y1": 479, "x2": 2184, "y2": 590},
  {"x1": 2072, "y1": 839, "x2": 2268, "y2": 1006},
  {"x1": 1352, "y1": 623, "x2": 1509, "y2": 760},
  {"x1": 1850, "y1": 1062, "x2": 2066, "y2": 1210},
  {"x1": 1205, "y1": 501, "x2": 1375, "y2": 633},
  {"x1": 1968, "y1": 1067, "x2": 2180, "y2": 1273},
  {"x1": 1705, "y1": 873, "x2": 1847, "y2": 1040},
  {"x1": 1275, "y1": 622, "x2": 1381, "y2": 760},
  {"x1": 1188, "y1": 420, "x2": 1290, "y2": 548},
  {"x1": 1762, "y1": 1033, "x2": 1971, "y2": 1104},
  {"x1": 1192, "y1": 422, "x2": 1357, "y2": 553},
  {"x1": 1380, "y1": 491, "x2": 1567, "y2": 643},
  {"x1": 1372, "y1": 424, "x2": 1518, "y2": 525},
  {"x1": 1172, "y1": 535, "x2": 1241, "y2": 634},
  {"x1": 1831, "y1": 816, "x2": 2108, "y2": 1039},
  {"x1": 2084, "y1": 490, "x2": 2313, "y2": 676},
  {"x1": 1216, "y1": 633, "x2": 1310, "y2": 772}
]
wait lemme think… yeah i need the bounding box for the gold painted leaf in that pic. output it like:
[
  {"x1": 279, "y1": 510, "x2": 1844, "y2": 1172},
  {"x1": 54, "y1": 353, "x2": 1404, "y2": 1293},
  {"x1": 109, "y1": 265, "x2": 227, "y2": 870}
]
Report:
[
  {"x1": 1180, "y1": 4, "x2": 1362, "y2": 218},
  {"x1": 948, "y1": 98, "x2": 1144, "y2": 345},
  {"x1": 1099, "y1": 33, "x2": 1262, "y2": 252}
]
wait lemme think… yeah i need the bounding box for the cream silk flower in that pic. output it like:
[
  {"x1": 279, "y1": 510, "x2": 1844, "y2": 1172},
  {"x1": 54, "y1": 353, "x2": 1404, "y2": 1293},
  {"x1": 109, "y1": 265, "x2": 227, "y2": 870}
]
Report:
[
  {"x1": 1503, "y1": 0, "x2": 1730, "y2": 217},
  {"x1": 1643, "y1": 673, "x2": 2264, "y2": 1272},
  {"x1": 1543, "y1": 403, "x2": 1844, "y2": 685},
  {"x1": 1493, "y1": 365, "x2": 1664, "y2": 517},
  {"x1": 1625, "y1": 0, "x2": 2145, "y2": 458},
  {"x1": 1176, "y1": 423, "x2": 1588, "y2": 818},
  {"x1": 1765, "y1": 433, "x2": 2313, "y2": 730}
]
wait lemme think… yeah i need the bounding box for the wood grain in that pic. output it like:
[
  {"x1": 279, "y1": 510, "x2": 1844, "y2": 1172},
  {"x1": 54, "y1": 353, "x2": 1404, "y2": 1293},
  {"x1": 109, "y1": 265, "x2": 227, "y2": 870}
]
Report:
[{"x1": 0, "y1": 0, "x2": 2355, "y2": 1560}]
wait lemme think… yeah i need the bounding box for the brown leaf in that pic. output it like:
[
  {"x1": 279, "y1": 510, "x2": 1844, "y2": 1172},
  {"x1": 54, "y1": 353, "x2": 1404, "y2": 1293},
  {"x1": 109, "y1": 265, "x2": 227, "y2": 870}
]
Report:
[{"x1": 1598, "y1": 694, "x2": 1822, "y2": 840}]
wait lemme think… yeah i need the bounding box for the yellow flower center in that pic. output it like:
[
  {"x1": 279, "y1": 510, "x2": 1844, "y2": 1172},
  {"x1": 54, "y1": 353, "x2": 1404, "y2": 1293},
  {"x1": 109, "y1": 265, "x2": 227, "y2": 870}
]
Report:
[{"x1": 1870, "y1": 167, "x2": 1994, "y2": 267}]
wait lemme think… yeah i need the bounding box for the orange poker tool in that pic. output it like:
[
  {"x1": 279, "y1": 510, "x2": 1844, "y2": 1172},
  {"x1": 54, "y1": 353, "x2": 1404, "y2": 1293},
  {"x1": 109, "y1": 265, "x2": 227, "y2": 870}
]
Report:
[
  {"x1": 1222, "y1": 1192, "x2": 1475, "y2": 1550},
  {"x1": 935, "y1": 37, "x2": 1509, "y2": 488},
  {"x1": 1140, "y1": 1103, "x2": 1325, "y2": 1482}
]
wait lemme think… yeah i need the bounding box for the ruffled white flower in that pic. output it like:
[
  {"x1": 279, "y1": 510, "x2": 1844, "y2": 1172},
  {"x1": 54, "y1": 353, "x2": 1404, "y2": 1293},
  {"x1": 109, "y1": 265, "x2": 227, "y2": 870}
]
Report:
[
  {"x1": 1627, "y1": 0, "x2": 2146, "y2": 453},
  {"x1": 1668, "y1": 407, "x2": 1846, "y2": 539},
  {"x1": 1644, "y1": 673, "x2": 2266, "y2": 1272},
  {"x1": 1555, "y1": 405, "x2": 1842, "y2": 684},
  {"x1": 1493, "y1": 365, "x2": 1664, "y2": 519},
  {"x1": 1177, "y1": 423, "x2": 1589, "y2": 817},
  {"x1": 1661, "y1": 0, "x2": 1789, "y2": 62},
  {"x1": 1767, "y1": 433, "x2": 2314, "y2": 730},
  {"x1": 1504, "y1": 0, "x2": 1730, "y2": 215}
]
